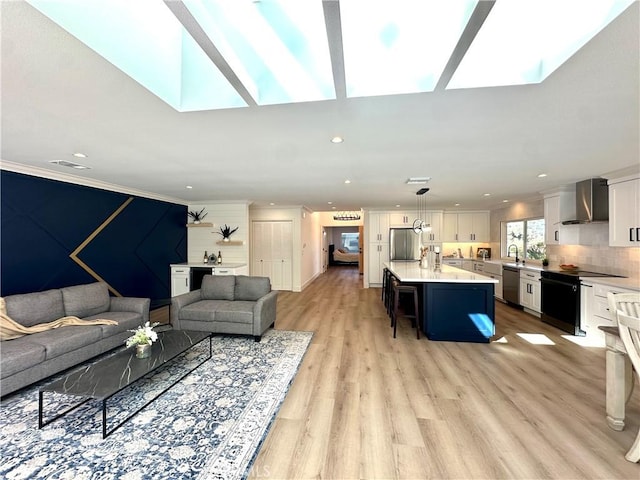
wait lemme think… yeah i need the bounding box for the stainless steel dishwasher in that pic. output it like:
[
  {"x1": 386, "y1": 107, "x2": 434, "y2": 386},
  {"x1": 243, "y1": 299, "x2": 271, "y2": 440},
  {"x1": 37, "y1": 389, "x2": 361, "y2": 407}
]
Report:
[{"x1": 502, "y1": 265, "x2": 520, "y2": 306}]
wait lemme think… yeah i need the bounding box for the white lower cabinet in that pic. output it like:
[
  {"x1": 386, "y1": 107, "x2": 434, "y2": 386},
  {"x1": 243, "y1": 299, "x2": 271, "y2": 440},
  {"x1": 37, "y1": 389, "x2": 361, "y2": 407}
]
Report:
[
  {"x1": 482, "y1": 261, "x2": 503, "y2": 300},
  {"x1": 214, "y1": 265, "x2": 249, "y2": 276},
  {"x1": 171, "y1": 267, "x2": 190, "y2": 296},
  {"x1": 489, "y1": 274, "x2": 503, "y2": 300},
  {"x1": 519, "y1": 270, "x2": 541, "y2": 314},
  {"x1": 581, "y1": 281, "x2": 636, "y2": 340},
  {"x1": 442, "y1": 258, "x2": 462, "y2": 268}
]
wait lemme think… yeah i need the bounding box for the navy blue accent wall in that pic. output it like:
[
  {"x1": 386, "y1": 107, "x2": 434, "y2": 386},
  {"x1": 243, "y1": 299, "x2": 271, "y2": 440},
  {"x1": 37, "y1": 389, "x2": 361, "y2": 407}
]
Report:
[{"x1": 1, "y1": 171, "x2": 187, "y2": 308}]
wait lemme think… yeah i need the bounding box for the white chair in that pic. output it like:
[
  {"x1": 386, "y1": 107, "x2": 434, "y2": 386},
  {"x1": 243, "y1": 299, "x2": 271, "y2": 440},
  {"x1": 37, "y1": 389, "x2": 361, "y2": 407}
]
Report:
[{"x1": 608, "y1": 292, "x2": 640, "y2": 462}]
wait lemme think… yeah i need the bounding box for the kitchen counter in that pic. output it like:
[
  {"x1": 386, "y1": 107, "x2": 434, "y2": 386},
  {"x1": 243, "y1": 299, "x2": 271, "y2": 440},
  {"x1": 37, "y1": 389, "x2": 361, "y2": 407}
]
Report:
[
  {"x1": 385, "y1": 261, "x2": 497, "y2": 283},
  {"x1": 580, "y1": 276, "x2": 640, "y2": 292},
  {"x1": 384, "y1": 261, "x2": 496, "y2": 343},
  {"x1": 170, "y1": 262, "x2": 247, "y2": 269}
]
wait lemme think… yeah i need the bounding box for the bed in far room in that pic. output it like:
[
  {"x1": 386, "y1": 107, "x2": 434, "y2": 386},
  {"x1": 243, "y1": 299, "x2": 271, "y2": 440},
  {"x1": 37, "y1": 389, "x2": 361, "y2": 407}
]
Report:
[{"x1": 331, "y1": 246, "x2": 359, "y2": 265}]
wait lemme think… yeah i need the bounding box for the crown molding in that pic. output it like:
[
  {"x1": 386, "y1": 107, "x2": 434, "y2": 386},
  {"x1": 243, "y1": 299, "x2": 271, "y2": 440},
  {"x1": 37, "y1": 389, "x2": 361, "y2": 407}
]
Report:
[{"x1": 0, "y1": 160, "x2": 188, "y2": 205}]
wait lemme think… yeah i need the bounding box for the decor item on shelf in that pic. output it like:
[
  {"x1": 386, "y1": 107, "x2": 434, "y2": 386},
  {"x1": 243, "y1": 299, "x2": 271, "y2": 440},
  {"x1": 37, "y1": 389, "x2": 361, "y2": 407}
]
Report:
[
  {"x1": 125, "y1": 321, "x2": 160, "y2": 358},
  {"x1": 217, "y1": 224, "x2": 238, "y2": 241},
  {"x1": 413, "y1": 188, "x2": 432, "y2": 234},
  {"x1": 333, "y1": 211, "x2": 361, "y2": 221},
  {"x1": 187, "y1": 208, "x2": 207, "y2": 224},
  {"x1": 203, "y1": 250, "x2": 209, "y2": 264},
  {"x1": 217, "y1": 251, "x2": 222, "y2": 264},
  {"x1": 542, "y1": 258, "x2": 549, "y2": 267}
]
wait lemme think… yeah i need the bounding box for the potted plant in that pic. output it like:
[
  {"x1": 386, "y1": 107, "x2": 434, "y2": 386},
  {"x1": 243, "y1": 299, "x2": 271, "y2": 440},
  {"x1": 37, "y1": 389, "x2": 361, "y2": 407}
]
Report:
[
  {"x1": 125, "y1": 321, "x2": 160, "y2": 358},
  {"x1": 542, "y1": 258, "x2": 549, "y2": 267},
  {"x1": 217, "y1": 224, "x2": 238, "y2": 242},
  {"x1": 187, "y1": 208, "x2": 207, "y2": 224}
]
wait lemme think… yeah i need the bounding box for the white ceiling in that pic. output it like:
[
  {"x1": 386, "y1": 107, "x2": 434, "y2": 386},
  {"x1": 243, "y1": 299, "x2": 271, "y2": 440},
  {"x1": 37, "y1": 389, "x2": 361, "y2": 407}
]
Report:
[{"x1": 1, "y1": 1, "x2": 638, "y2": 212}]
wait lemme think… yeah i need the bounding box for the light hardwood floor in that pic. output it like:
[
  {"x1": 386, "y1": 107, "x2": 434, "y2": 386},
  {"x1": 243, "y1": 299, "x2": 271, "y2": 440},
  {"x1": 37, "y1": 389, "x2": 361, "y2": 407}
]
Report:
[{"x1": 248, "y1": 266, "x2": 640, "y2": 480}]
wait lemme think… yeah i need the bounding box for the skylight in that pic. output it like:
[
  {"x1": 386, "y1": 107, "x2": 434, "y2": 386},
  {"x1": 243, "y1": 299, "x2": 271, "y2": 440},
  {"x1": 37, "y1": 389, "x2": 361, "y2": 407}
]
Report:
[
  {"x1": 339, "y1": 0, "x2": 478, "y2": 97},
  {"x1": 183, "y1": 0, "x2": 335, "y2": 105},
  {"x1": 447, "y1": 0, "x2": 634, "y2": 89},
  {"x1": 27, "y1": 0, "x2": 247, "y2": 112},
  {"x1": 26, "y1": 0, "x2": 635, "y2": 111}
]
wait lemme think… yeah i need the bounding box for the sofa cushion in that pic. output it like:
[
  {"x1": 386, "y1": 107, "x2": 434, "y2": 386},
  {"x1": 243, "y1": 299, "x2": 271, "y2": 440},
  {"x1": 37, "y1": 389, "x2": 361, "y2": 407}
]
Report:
[
  {"x1": 0, "y1": 340, "x2": 46, "y2": 378},
  {"x1": 201, "y1": 276, "x2": 235, "y2": 301},
  {"x1": 179, "y1": 300, "x2": 222, "y2": 322},
  {"x1": 4, "y1": 289, "x2": 65, "y2": 327},
  {"x1": 27, "y1": 326, "x2": 103, "y2": 359},
  {"x1": 61, "y1": 282, "x2": 110, "y2": 318},
  {"x1": 214, "y1": 301, "x2": 255, "y2": 324},
  {"x1": 235, "y1": 276, "x2": 271, "y2": 301},
  {"x1": 83, "y1": 311, "x2": 144, "y2": 337}
]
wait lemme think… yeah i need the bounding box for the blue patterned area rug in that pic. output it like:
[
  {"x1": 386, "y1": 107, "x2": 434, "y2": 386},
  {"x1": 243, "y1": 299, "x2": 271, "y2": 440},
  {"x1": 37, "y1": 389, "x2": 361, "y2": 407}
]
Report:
[{"x1": 0, "y1": 329, "x2": 313, "y2": 480}]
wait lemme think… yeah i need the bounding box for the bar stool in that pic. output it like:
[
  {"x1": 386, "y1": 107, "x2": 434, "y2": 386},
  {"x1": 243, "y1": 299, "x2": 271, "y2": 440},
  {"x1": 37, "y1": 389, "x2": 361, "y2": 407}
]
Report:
[
  {"x1": 381, "y1": 267, "x2": 389, "y2": 303},
  {"x1": 390, "y1": 277, "x2": 420, "y2": 339}
]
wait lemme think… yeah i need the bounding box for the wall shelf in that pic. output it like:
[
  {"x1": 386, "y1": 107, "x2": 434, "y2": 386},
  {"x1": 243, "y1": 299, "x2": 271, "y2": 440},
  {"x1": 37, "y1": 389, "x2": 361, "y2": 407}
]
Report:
[
  {"x1": 186, "y1": 222, "x2": 213, "y2": 228},
  {"x1": 216, "y1": 240, "x2": 243, "y2": 246}
]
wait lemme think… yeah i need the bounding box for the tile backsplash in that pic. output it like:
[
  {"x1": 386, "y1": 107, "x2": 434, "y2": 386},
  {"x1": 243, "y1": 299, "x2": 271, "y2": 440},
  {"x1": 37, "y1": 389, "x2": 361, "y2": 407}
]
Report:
[{"x1": 546, "y1": 244, "x2": 640, "y2": 280}]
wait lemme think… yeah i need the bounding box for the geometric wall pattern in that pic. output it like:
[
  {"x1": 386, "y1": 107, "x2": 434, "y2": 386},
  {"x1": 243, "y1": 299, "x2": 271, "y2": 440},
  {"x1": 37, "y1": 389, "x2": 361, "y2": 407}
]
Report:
[{"x1": 0, "y1": 171, "x2": 187, "y2": 308}]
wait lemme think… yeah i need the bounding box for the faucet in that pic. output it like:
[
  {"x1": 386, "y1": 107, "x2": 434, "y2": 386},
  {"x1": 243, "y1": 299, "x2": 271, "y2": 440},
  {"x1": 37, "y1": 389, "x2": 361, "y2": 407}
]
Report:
[{"x1": 507, "y1": 244, "x2": 519, "y2": 263}]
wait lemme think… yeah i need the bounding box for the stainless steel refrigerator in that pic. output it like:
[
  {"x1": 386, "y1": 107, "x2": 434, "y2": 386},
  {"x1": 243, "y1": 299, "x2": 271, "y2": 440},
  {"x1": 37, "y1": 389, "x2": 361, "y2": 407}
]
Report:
[{"x1": 389, "y1": 228, "x2": 420, "y2": 261}]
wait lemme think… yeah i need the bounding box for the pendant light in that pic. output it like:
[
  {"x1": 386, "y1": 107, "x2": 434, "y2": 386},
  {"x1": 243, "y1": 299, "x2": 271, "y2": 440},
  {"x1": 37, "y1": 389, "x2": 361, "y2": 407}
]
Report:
[{"x1": 413, "y1": 188, "x2": 432, "y2": 234}]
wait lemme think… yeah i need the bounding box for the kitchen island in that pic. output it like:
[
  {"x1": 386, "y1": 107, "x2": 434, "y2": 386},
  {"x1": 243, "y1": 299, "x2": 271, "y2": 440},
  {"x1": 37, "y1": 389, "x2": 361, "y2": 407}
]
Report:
[{"x1": 385, "y1": 261, "x2": 498, "y2": 343}]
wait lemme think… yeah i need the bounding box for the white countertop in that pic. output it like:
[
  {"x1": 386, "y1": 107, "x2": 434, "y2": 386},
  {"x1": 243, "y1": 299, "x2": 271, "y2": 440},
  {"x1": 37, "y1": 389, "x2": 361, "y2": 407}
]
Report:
[
  {"x1": 580, "y1": 276, "x2": 640, "y2": 292},
  {"x1": 385, "y1": 261, "x2": 498, "y2": 284},
  {"x1": 170, "y1": 262, "x2": 247, "y2": 269}
]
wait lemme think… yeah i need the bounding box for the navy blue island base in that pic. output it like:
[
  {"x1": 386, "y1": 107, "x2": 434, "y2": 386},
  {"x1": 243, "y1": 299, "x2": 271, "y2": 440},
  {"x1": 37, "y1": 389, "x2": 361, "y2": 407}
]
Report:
[
  {"x1": 421, "y1": 282, "x2": 495, "y2": 343},
  {"x1": 385, "y1": 261, "x2": 498, "y2": 344}
]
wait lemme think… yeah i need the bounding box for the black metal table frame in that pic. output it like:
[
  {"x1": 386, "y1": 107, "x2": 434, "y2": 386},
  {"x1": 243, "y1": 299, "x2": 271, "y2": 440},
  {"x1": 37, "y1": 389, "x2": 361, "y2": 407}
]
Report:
[{"x1": 38, "y1": 334, "x2": 212, "y2": 439}]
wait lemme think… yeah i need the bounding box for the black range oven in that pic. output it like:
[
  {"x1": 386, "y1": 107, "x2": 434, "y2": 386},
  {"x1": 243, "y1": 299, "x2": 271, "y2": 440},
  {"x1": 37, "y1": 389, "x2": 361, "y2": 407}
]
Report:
[{"x1": 540, "y1": 270, "x2": 620, "y2": 335}]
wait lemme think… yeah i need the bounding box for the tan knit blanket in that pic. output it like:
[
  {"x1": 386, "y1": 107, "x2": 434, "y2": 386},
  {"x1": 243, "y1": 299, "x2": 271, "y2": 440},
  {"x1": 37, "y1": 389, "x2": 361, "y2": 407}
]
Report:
[{"x1": 0, "y1": 297, "x2": 117, "y2": 341}]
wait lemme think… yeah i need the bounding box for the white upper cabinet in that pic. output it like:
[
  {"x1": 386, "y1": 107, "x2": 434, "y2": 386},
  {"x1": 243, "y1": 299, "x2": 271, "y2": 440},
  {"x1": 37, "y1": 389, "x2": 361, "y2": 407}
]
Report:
[
  {"x1": 388, "y1": 211, "x2": 413, "y2": 227},
  {"x1": 543, "y1": 187, "x2": 577, "y2": 245},
  {"x1": 609, "y1": 175, "x2": 640, "y2": 247},
  {"x1": 443, "y1": 211, "x2": 489, "y2": 242},
  {"x1": 420, "y1": 211, "x2": 443, "y2": 243},
  {"x1": 368, "y1": 212, "x2": 390, "y2": 244}
]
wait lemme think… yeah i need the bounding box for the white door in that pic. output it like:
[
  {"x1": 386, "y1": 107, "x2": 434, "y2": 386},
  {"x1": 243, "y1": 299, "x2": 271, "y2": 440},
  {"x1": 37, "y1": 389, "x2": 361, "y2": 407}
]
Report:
[{"x1": 252, "y1": 220, "x2": 293, "y2": 291}]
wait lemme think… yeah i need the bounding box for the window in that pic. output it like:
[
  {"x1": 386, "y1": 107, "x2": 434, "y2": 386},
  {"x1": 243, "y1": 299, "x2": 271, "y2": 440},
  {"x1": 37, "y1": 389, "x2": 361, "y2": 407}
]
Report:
[
  {"x1": 341, "y1": 233, "x2": 359, "y2": 252},
  {"x1": 504, "y1": 218, "x2": 546, "y2": 260}
]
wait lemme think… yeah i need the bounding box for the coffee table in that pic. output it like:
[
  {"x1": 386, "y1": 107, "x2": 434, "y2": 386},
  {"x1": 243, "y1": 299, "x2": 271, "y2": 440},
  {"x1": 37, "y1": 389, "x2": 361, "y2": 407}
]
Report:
[{"x1": 39, "y1": 329, "x2": 211, "y2": 438}]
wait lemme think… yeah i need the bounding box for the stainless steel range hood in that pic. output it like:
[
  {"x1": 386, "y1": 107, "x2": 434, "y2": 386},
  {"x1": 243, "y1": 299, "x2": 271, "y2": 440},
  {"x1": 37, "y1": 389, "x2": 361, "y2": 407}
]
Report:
[{"x1": 561, "y1": 178, "x2": 609, "y2": 225}]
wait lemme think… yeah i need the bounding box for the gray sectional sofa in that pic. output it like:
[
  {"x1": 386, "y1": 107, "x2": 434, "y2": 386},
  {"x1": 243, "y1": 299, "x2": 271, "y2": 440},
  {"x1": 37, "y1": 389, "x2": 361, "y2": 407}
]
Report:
[
  {"x1": 171, "y1": 275, "x2": 277, "y2": 341},
  {"x1": 1, "y1": 282, "x2": 150, "y2": 397}
]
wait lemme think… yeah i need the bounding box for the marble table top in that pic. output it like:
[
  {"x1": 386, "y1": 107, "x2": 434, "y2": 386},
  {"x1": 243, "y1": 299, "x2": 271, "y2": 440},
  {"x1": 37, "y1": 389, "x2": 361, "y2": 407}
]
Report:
[{"x1": 40, "y1": 329, "x2": 210, "y2": 399}]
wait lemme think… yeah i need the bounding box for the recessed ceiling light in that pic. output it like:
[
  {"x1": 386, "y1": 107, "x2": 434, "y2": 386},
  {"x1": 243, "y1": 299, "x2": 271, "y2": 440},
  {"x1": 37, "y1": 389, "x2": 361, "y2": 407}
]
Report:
[
  {"x1": 344, "y1": 179, "x2": 351, "y2": 184},
  {"x1": 483, "y1": 193, "x2": 491, "y2": 197},
  {"x1": 332, "y1": 206, "x2": 336, "y2": 210},
  {"x1": 454, "y1": 203, "x2": 460, "y2": 206},
  {"x1": 186, "y1": 185, "x2": 193, "y2": 189},
  {"x1": 327, "y1": 201, "x2": 333, "y2": 205},
  {"x1": 331, "y1": 136, "x2": 344, "y2": 144},
  {"x1": 406, "y1": 177, "x2": 431, "y2": 184},
  {"x1": 537, "y1": 173, "x2": 547, "y2": 178},
  {"x1": 269, "y1": 202, "x2": 275, "y2": 206},
  {"x1": 72, "y1": 152, "x2": 87, "y2": 158},
  {"x1": 395, "y1": 204, "x2": 401, "y2": 208},
  {"x1": 503, "y1": 199, "x2": 509, "y2": 203}
]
